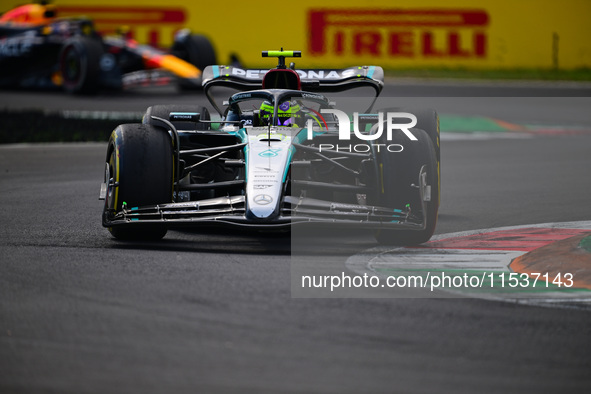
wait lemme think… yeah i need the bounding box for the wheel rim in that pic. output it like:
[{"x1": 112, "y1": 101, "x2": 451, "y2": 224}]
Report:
[{"x1": 61, "y1": 45, "x2": 85, "y2": 88}]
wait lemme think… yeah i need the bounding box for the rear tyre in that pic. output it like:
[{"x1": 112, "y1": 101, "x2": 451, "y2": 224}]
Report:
[
  {"x1": 143, "y1": 104, "x2": 210, "y2": 131},
  {"x1": 372, "y1": 128, "x2": 439, "y2": 245},
  {"x1": 59, "y1": 36, "x2": 104, "y2": 94},
  {"x1": 171, "y1": 33, "x2": 217, "y2": 90},
  {"x1": 103, "y1": 124, "x2": 173, "y2": 240}
]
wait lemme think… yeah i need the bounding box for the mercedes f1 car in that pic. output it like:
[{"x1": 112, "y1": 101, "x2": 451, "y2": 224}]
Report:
[
  {"x1": 0, "y1": 3, "x2": 216, "y2": 93},
  {"x1": 100, "y1": 50, "x2": 441, "y2": 245}
]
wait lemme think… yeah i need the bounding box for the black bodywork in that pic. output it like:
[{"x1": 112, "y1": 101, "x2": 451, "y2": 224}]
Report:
[{"x1": 0, "y1": 15, "x2": 213, "y2": 92}]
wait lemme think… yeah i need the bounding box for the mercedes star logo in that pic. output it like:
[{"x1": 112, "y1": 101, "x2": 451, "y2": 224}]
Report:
[{"x1": 253, "y1": 194, "x2": 273, "y2": 205}]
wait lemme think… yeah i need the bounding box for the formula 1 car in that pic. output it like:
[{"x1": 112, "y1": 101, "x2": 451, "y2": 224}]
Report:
[
  {"x1": 0, "y1": 3, "x2": 216, "y2": 93},
  {"x1": 100, "y1": 50, "x2": 440, "y2": 245}
]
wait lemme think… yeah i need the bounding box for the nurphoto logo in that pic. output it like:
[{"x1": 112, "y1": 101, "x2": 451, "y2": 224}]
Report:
[{"x1": 306, "y1": 110, "x2": 418, "y2": 153}]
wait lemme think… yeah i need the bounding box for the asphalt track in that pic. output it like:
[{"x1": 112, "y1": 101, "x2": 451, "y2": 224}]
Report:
[{"x1": 1, "y1": 82, "x2": 591, "y2": 393}]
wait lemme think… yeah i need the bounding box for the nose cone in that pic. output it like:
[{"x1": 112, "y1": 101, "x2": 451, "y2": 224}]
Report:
[
  {"x1": 248, "y1": 193, "x2": 278, "y2": 219},
  {"x1": 244, "y1": 127, "x2": 294, "y2": 220}
]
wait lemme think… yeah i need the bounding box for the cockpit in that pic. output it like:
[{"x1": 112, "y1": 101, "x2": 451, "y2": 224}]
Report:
[{"x1": 223, "y1": 89, "x2": 332, "y2": 130}]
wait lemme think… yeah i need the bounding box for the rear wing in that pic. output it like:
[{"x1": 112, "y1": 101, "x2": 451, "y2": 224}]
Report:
[
  {"x1": 202, "y1": 65, "x2": 384, "y2": 115},
  {"x1": 202, "y1": 65, "x2": 383, "y2": 93}
]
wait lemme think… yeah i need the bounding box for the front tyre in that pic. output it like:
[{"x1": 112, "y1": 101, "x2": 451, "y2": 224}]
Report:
[
  {"x1": 375, "y1": 107, "x2": 441, "y2": 205},
  {"x1": 372, "y1": 128, "x2": 439, "y2": 245},
  {"x1": 103, "y1": 123, "x2": 173, "y2": 240},
  {"x1": 376, "y1": 107, "x2": 440, "y2": 163}
]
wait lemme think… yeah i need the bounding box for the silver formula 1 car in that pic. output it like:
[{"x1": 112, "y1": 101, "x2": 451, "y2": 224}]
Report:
[{"x1": 100, "y1": 50, "x2": 440, "y2": 245}]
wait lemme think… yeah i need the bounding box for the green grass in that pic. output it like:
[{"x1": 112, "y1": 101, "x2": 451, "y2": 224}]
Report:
[
  {"x1": 579, "y1": 235, "x2": 591, "y2": 253},
  {"x1": 383, "y1": 67, "x2": 591, "y2": 81}
]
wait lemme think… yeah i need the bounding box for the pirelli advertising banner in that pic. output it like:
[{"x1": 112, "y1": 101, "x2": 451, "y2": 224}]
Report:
[{"x1": 5, "y1": 0, "x2": 590, "y2": 69}]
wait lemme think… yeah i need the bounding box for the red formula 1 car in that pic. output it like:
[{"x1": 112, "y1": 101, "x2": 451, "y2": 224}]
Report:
[{"x1": 0, "y1": 3, "x2": 216, "y2": 93}]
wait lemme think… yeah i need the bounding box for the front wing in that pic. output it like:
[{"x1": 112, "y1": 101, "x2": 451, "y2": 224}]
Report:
[{"x1": 102, "y1": 195, "x2": 428, "y2": 231}]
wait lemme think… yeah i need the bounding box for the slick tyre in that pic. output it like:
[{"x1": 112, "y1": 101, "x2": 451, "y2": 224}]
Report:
[
  {"x1": 172, "y1": 34, "x2": 217, "y2": 90},
  {"x1": 372, "y1": 128, "x2": 439, "y2": 245},
  {"x1": 59, "y1": 36, "x2": 104, "y2": 94},
  {"x1": 103, "y1": 124, "x2": 173, "y2": 240},
  {"x1": 376, "y1": 107, "x2": 440, "y2": 163},
  {"x1": 376, "y1": 107, "x2": 441, "y2": 204},
  {"x1": 143, "y1": 105, "x2": 210, "y2": 131}
]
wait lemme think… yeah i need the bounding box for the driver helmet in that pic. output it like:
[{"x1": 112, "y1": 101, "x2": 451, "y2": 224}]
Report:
[{"x1": 259, "y1": 100, "x2": 302, "y2": 127}]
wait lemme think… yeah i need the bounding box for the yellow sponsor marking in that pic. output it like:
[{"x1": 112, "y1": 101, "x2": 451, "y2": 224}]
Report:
[
  {"x1": 110, "y1": 130, "x2": 120, "y2": 210},
  {"x1": 61, "y1": 11, "x2": 167, "y2": 23}
]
